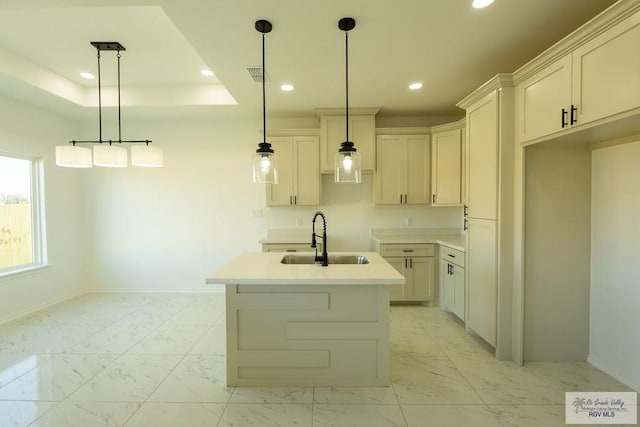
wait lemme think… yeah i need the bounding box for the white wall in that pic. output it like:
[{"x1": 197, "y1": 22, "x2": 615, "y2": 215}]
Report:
[
  {"x1": 82, "y1": 118, "x2": 461, "y2": 291},
  {"x1": 523, "y1": 142, "x2": 592, "y2": 361},
  {"x1": 0, "y1": 95, "x2": 86, "y2": 322},
  {"x1": 589, "y1": 140, "x2": 640, "y2": 391}
]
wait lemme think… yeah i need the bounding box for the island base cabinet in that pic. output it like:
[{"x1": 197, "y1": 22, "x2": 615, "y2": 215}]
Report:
[{"x1": 225, "y1": 284, "x2": 391, "y2": 386}]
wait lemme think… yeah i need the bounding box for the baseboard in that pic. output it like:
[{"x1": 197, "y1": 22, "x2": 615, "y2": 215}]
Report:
[
  {"x1": 0, "y1": 288, "x2": 86, "y2": 325},
  {"x1": 86, "y1": 285, "x2": 225, "y2": 294},
  {"x1": 588, "y1": 354, "x2": 640, "y2": 392}
]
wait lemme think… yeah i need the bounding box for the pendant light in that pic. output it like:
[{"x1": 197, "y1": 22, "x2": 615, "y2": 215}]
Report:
[
  {"x1": 252, "y1": 19, "x2": 278, "y2": 184},
  {"x1": 57, "y1": 42, "x2": 162, "y2": 168},
  {"x1": 335, "y1": 17, "x2": 361, "y2": 184}
]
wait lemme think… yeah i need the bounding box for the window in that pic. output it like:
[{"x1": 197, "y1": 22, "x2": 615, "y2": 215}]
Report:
[{"x1": 0, "y1": 153, "x2": 45, "y2": 275}]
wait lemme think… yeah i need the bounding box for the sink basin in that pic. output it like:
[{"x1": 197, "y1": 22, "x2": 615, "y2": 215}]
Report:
[{"x1": 280, "y1": 254, "x2": 370, "y2": 265}]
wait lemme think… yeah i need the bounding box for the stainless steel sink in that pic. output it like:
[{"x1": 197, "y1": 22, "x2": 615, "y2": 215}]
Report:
[{"x1": 280, "y1": 254, "x2": 370, "y2": 265}]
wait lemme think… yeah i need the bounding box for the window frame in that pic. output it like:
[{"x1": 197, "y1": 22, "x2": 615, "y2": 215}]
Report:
[{"x1": 0, "y1": 151, "x2": 47, "y2": 277}]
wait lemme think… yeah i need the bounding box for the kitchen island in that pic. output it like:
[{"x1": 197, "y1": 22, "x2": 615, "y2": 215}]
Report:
[{"x1": 206, "y1": 251, "x2": 404, "y2": 387}]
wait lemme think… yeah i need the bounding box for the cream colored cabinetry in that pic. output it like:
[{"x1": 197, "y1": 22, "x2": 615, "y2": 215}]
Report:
[
  {"x1": 374, "y1": 134, "x2": 430, "y2": 205},
  {"x1": 440, "y1": 246, "x2": 465, "y2": 321},
  {"x1": 377, "y1": 243, "x2": 435, "y2": 302},
  {"x1": 318, "y1": 108, "x2": 378, "y2": 173},
  {"x1": 431, "y1": 123, "x2": 463, "y2": 206},
  {"x1": 265, "y1": 135, "x2": 320, "y2": 207},
  {"x1": 457, "y1": 76, "x2": 514, "y2": 354},
  {"x1": 516, "y1": 9, "x2": 640, "y2": 144}
]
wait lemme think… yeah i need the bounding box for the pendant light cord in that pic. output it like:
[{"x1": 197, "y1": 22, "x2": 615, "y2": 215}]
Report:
[
  {"x1": 117, "y1": 50, "x2": 122, "y2": 143},
  {"x1": 344, "y1": 30, "x2": 349, "y2": 143},
  {"x1": 97, "y1": 51, "x2": 103, "y2": 143},
  {"x1": 262, "y1": 32, "x2": 267, "y2": 143}
]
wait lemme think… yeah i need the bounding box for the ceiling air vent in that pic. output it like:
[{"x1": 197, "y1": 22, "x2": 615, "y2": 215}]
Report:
[{"x1": 245, "y1": 66, "x2": 270, "y2": 83}]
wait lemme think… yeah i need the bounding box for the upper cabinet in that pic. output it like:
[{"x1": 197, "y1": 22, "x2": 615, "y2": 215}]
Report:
[
  {"x1": 374, "y1": 133, "x2": 430, "y2": 205},
  {"x1": 516, "y1": 7, "x2": 640, "y2": 144},
  {"x1": 265, "y1": 134, "x2": 320, "y2": 207},
  {"x1": 431, "y1": 120, "x2": 464, "y2": 207},
  {"x1": 317, "y1": 108, "x2": 378, "y2": 173}
]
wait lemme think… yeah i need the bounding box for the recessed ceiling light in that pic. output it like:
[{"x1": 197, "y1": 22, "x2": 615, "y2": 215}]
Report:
[
  {"x1": 201, "y1": 69, "x2": 214, "y2": 77},
  {"x1": 80, "y1": 72, "x2": 95, "y2": 79},
  {"x1": 472, "y1": 0, "x2": 495, "y2": 9},
  {"x1": 281, "y1": 84, "x2": 294, "y2": 92},
  {"x1": 409, "y1": 82, "x2": 423, "y2": 90}
]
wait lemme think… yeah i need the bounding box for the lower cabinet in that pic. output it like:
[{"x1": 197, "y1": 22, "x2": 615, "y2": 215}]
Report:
[
  {"x1": 440, "y1": 246, "x2": 465, "y2": 321},
  {"x1": 378, "y1": 244, "x2": 435, "y2": 302}
]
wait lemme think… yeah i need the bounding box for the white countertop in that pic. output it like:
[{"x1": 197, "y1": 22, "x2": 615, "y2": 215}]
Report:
[
  {"x1": 371, "y1": 228, "x2": 466, "y2": 252},
  {"x1": 206, "y1": 252, "x2": 405, "y2": 286}
]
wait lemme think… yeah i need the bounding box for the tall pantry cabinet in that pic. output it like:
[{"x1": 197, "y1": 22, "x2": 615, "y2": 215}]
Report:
[{"x1": 457, "y1": 75, "x2": 514, "y2": 360}]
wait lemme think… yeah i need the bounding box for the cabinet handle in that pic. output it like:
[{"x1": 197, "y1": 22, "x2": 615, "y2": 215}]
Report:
[
  {"x1": 464, "y1": 205, "x2": 468, "y2": 217},
  {"x1": 399, "y1": 195, "x2": 403, "y2": 204},
  {"x1": 432, "y1": 194, "x2": 436, "y2": 204},
  {"x1": 409, "y1": 258, "x2": 413, "y2": 268},
  {"x1": 289, "y1": 195, "x2": 293, "y2": 205},
  {"x1": 286, "y1": 249, "x2": 297, "y2": 252},
  {"x1": 561, "y1": 108, "x2": 568, "y2": 128},
  {"x1": 403, "y1": 249, "x2": 414, "y2": 253},
  {"x1": 448, "y1": 254, "x2": 455, "y2": 258},
  {"x1": 294, "y1": 195, "x2": 297, "y2": 205},
  {"x1": 404, "y1": 259, "x2": 408, "y2": 269},
  {"x1": 464, "y1": 217, "x2": 469, "y2": 231},
  {"x1": 570, "y1": 104, "x2": 578, "y2": 125}
]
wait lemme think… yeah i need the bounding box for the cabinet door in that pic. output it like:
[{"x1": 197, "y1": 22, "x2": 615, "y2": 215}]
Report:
[
  {"x1": 432, "y1": 129, "x2": 462, "y2": 206},
  {"x1": 293, "y1": 136, "x2": 320, "y2": 206},
  {"x1": 320, "y1": 115, "x2": 375, "y2": 173},
  {"x1": 452, "y1": 264, "x2": 465, "y2": 321},
  {"x1": 466, "y1": 218, "x2": 497, "y2": 346},
  {"x1": 374, "y1": 136, "x2": 404, "y2": 204},
  {"x1": 410, "y1": 257, "x2": 435, "y2": 301},
  {"x1": 572, "y1": 10, "x2": 640, "y2": 125},
  {"x1": 386, "y1": 258, "x2": 408, "y2": 300},
  {"x1": 266, "y1": 137, "x2": 294, "y2": 206},
  {"x1": 441, "y1": 259, "x2": 454, "y2": 311},
  {"x1": 467, "y1": 91, "x2": 498, "y2": 220},
  {"x1": 405, "y1": 135, "x2": 430, "y2": 204},
  {"x1": 515, "y1": 55, "x2": 572, "y2": 143}
]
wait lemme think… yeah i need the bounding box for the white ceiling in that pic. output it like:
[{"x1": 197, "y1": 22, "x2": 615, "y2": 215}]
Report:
[{"x1": 0, "y1": 0, "x2": 618, "y2": 121}]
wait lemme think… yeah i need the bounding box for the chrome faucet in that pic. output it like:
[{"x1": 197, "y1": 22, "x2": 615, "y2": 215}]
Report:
[{"x1": 311, "y1": 211, "x2": 328, "y2": 266}]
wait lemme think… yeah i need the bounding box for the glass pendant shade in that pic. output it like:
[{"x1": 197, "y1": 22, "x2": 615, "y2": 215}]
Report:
[
  {"x1": 131, "y1": 145, "x2": 164, "y2": 167},
  {"x1": 335, "y1": 150, "x2": 361, "y2": 183},
  {"x1": 55, "y1": 145, "x2": 92, "y2": 168},
  {"x1": 93, "y1": 144, "x2": 128, "y2": 168},
  {"x1": 252, "y1": 152, "x2": 278, "y2": 184}
]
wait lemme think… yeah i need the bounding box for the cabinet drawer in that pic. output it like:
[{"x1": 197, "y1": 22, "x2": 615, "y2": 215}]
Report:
[
  {"x1": 440, "y1": 246, "x2": 465, "y2": 267},
  {"x1": 379, "y1": 244, "x2": 435, "y2": 257}
]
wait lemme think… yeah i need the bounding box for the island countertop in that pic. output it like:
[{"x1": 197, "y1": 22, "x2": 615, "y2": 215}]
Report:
[{"x1": 206, "y1": 251, "x2": 405, "y2": 286}]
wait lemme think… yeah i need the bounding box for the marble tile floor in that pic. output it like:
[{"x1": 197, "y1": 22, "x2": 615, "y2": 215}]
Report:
[{"x1": 0, "y1": 292, "x2": 636, "y2": 426}]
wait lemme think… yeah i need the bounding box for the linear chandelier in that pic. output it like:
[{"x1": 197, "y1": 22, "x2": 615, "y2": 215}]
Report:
[{"x1": 56, "y1": 42, "x2": 163, "y2": 168}]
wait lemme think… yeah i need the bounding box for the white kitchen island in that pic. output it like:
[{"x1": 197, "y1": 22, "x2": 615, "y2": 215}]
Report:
[{"x1": 206, "y1": 251, "x2": 404, "y2": 387}]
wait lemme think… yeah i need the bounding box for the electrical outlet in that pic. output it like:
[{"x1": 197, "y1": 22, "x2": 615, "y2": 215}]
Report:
[
  {"x1": 406, "y1": 217, "x2": 413, "y2": 226},
  {"x1": 296, "y1": 218, "x2": 304, "y2": 227},
  {"x1": 251, "y1": 209, "x2": 263, "y2": 218}
]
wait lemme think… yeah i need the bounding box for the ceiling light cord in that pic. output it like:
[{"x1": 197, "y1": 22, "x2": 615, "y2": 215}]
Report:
[
  {"x1": 262, "y1": 30, "x2": 267, "y2": 145},
  {"x1": 117, "y1": 50, "x2": 122, "y2": 144},
  {"x1": 97, "y1": 50, "x2": 103, "y2": 144},
  {"x1": 344, "y1": 30, "x2": 349, "y2": 144}
]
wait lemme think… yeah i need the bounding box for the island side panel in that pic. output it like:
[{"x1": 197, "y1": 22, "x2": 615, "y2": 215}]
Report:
[{"x1": 225, "y1": 283, "x2": 391, "y2": 387}]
